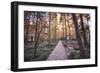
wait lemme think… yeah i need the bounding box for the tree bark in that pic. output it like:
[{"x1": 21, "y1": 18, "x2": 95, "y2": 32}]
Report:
[
  {"x1": 66, "y1": 14, "x2": 70, "y2": 40},
  {"x1": 80, "y1": 14, "x2": 88, "y2": 46},
  {"x1": 24, "y1": 13, "x2": 30, "y2": 44},
  {"x1": 65, "y1": 14, "x2": 67, "y2": 41},
  {"x1": 72, "y1": 14, "x2": 86, "y2": 58},
  {"x1": 25, "y1": 21, "x2": 29, "y2": 43},
  {"x1": 54, "y1": 15, "x2": 57, "y2": 41},
  {"x1": 48, "y1": 13, "x2": 51, "y2": 45},
  {"x1": 34, "y1": 12, "x2": 39, "y2": 57},
  {"x1": 34, "y1": 12, "x2": 45, "y2": 57}
]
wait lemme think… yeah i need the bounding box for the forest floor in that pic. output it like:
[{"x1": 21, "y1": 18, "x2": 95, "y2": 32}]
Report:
[
  {"x1": 24, "y1": 40, "x2": 90, "y2": 62},
  {"x1": 24, "y1": 41, "x2": 58, "y2": 61}
]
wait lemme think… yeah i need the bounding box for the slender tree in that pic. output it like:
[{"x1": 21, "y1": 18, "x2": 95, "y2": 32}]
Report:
[
  {"x1": 66, "y1": 14, "x2": 70, "y2": 40},
  {"x1": 24, "y1": 12, "x2": 31, "y2": 44},
  {"x1": 64, "y1": 14, "x2": 67, "y2": 41},
  {"x1": 80, "y1": 14, "x2": 88, "y2": 46},
  {"x1": 34, "y1": 12, "x2": 46, "y2": 57},
  {"x1": 54, "y1": 13, "x2": 57, "y2": 41},
  {"x1": 85, "y1": 14, "x2": 90, "y2": 43},
  {"x1": 72, "y1": 14, "x2": 86, "y2": 58},
  {"x1": 48, "y1": 12, "x2": 51, "y2": 45},
  {"x1": 62, "y1": 14, "x2": 64, "y2": 38},
  {"x1": 34, "y1": 12, "x2": 39, "y2": 57}
]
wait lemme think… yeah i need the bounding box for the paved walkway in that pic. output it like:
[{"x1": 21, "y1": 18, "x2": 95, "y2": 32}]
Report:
[{"x1": 48, "y1": 40, "x2": 69, "y2": 60}]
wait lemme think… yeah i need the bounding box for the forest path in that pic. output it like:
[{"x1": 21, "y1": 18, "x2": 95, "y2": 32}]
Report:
[{"x1": 48, "y1": 40, "x2": 73, "y2": 60}]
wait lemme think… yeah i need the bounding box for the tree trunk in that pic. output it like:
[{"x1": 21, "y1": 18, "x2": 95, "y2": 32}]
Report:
[
  {"x1": 62, "y1": 24, "x2": 64, "y2": 38},
  {"x1": 25, "y1": 21, "x2": 29, "y2": 43},
  {"x1": 34, "y1": 12, "x2": 45, "y2": 58},
  {"x1": 72, "y1": 14, "x2": 86, "y2": 58},
  {"x1": 54, "y1": 17, "x2": 57, "y2": 41},
  {"x1": 24, "y1": 13, "x2": 30, "y2": 44},
  {"x1": 48, "y1": 13, "x2": 51, "y2": 45},
  {"x1": 65, "y1": 14, "x2": 67, "y2": 41},
  {"x1": 80, "y1": 14, "x2": 88, "y2": 46},
  {"x1": 34, "y1": 13, "x2": 39, "y2": 57},
  {"x1": 34, "y1": 12, "x2": 42, "y2": 57},
  {"x1": 55, "y1": 25, "x2": 56, "y2": 41},
  {"x1": 66, "y1": 14, "x2": 70, "y2": 40}
]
